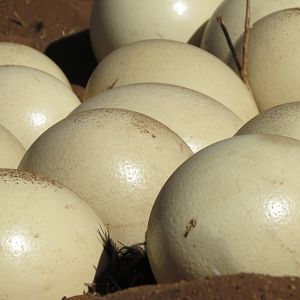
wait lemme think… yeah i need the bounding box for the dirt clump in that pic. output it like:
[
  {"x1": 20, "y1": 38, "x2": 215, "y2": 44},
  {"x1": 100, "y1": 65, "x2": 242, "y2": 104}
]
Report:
[{"x1": 67, "y1": 274, "x2": 300, "y2": 300}]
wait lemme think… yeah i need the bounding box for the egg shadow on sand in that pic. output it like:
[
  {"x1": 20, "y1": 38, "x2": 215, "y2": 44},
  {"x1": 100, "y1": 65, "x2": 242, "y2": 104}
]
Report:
[{"x1": 44, "y1": 29, "x2": 98, "y2": 87}]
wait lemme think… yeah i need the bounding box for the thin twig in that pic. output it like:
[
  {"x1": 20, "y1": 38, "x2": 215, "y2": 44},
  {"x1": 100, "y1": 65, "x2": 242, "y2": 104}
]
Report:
[
  {"x1": 216, "y1": 16, "x2": 242, "y2": 75},
  {"x1": 216, "y1": 1, "x2": 252, "y2": 92},
  {"x1": 242, "y1": 0, "x2": 251, "y2": 89},
  {"x1": 105, "y1": 78, "x2": 119, "y2": 91},
  {"x1": 13, "y1": 12, "x2": 25, "y2": 27}
]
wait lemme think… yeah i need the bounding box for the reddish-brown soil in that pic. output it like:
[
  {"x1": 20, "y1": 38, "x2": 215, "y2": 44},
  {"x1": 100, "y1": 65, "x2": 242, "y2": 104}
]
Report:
[
  {"x1": 2, "y1": 2, "x2": 300, "y2": 300},
  {"x1": 67, "y1": 274, "x2": 300, "y2": 300},
  {"x1": 0, "y1": 0, "x2": 96, "y2": 100},
  {"x1": 0, "y1": 0, "x2": 92, "y2": 50}
]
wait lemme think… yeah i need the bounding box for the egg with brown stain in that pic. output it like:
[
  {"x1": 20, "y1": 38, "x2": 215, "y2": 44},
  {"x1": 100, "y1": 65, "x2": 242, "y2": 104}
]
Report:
[{"x1": 147, "y1": 134, "x2": 300, "y2": 282}]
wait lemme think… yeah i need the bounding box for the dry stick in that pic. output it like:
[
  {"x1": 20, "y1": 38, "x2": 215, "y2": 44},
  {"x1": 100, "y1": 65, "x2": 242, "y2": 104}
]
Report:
[
  {"x1": 216, "y1": 16, "x2": 242, "y2": 76},
  {"x1": 216, "y1": 0, "x2": 252, "y2": 91},
  {"x1": 242, "y1": 0, "x2": 251, "y2": 89},
  {"x1": 13, "y1": 12, "x2": 25, "y2": 27}
]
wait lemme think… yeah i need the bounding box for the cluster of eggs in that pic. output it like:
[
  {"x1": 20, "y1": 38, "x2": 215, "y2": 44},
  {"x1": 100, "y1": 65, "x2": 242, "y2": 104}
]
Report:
[{"x1": 1, "y1": 0, "x2": 300, "y2": 299}]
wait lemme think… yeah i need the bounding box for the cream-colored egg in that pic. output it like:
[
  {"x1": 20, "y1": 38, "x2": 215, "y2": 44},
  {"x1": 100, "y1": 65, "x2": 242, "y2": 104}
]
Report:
[
  {"x1": 232, "y1": 9, "x2": 300, "y2": 111},
  {"x1": 236, "y1": 102, "x2": 300, "y2": 140},
  {"x1": 90, "y1": 0, "x2": 223, "y2": 60},
  {"x1": 147, "y1": 134, "x2": 300, "y2": 282},
  {"x1": 72, "y1": 83, "x2": 243, "y2": 153},
  {"x1": 0, "y1": 124, "x2": 25, "y2": 168},
  {"x1": 85, "y1": 40, "x2": 258, "y2": 122},
  {"x1": 0, "y1": 169, "x2": 107, "y2": 300},
  {"x1": 19, "y1": 108, "x2": 192, "y2": 245},
  {"x1": 201, "y1": 0, "x2": 300, "y2": 64},
  {"x1": 0, "y1": 65, "x2": 80, "y2": 149},
  {"x1": 0, "y1": 42, "x2": 70, "y2": 87}
]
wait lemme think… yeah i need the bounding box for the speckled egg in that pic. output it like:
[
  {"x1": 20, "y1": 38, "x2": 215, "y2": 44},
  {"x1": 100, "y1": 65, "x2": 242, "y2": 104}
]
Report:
[
  {"x1": 72, "y1": 83, "x2": 243, "y2": 153},
  {"x1": 0, "y1": 169, "x2": 107, "y2": 300},
  {"x1": 236, "y1": 102, "x2": 300, "y2": 140},
  {"x1": 19, "y1": 108, "x2": 192, "y2": 245}
]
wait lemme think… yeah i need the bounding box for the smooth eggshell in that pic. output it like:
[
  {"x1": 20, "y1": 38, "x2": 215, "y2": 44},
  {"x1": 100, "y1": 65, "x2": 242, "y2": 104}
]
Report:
[
  {"x1": 0, "y1": 65, "x2": 80, "y2": 149},
  {"x1": 0, "y1": 124, "x2": 25, "y2": 168},
  {"x1": 0, "y1": 42, "x2": 70, "y2": 87},
  {"x1": 90, "y1": 0, "x2": 223, "y2": 60},
  {"x1": 147, "y1": 134, "x2": 300, "y2": 282},
  {"x1": 72, "y1": 83, "x2": 243, "y2": 153},
  {"x1": 0, "y1": 169, "x2": 107, "y2": 300},
  {"x1": 236, "y1": 102, "x2": 300, "y2": 140},
  {"x1": 19, "y1": 108, "x2": 192, "y2": 245},
  {"x1": 232, "y1": 9, "x2": 300, "y2": 111},
  {"x1": 201, "y1": 0, "x2": 300, "y2": 64},
  {"x1": 85, "y1": 40, "x2": 258, "y2": 122}
]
